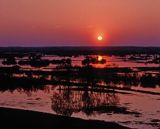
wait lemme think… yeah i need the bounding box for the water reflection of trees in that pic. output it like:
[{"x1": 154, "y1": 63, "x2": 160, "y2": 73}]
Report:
[
  {"x1": 0, "y1": 65, "x2": 159, "y2": 91},
  {"x1": 51, "y1": 87, "x2": 119, "y2": 116}
]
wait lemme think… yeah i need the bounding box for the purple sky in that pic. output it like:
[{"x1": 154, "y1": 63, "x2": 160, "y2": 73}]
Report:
[{"x1": 0, "y1": 0, "x2": 160, "y2": 46}]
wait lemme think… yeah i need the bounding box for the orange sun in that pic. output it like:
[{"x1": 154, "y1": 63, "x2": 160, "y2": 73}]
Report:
[{"x1": 97, "y1": 36, "x2": 103, "y2": 41}]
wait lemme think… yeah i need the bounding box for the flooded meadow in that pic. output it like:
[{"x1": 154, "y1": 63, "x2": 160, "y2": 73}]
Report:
[{"x1": 0, "y1": 47, "x2": 160, "y2": 129}]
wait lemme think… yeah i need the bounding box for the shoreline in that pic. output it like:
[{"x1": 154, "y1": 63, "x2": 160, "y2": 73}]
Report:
[{"x1": 0, "y1": 107, "x2": 130, "y2": 129}]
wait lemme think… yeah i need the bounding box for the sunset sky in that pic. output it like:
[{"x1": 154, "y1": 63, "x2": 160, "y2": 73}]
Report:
[{"x1": 0, "y1": 0, "x2": 160, "y2": 46}]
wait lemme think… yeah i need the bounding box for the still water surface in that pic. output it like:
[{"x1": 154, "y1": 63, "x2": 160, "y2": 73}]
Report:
[{"x1": 0, "y1": 55, "x2": 160, "y2": 129}]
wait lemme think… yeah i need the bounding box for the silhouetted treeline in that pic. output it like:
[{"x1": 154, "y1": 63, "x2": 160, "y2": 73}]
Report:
[
  {"x1": 0, "y1": 64, "x2": 159, "y2": 93},
  {"x1": 0, "y1": 47, "x2": 160, "y2": 56}
]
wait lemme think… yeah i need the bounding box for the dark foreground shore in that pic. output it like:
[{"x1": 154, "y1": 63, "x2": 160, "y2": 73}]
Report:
[{"x1": 0, "y1": 107, "x2": 130, "y2": 129}]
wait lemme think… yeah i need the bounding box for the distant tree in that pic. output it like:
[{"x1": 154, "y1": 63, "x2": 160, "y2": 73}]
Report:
[{"x1": 2, "y1": 57, "x2": 17, "y2": 65}]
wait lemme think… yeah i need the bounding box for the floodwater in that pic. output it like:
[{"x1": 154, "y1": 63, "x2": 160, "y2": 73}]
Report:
[
  {"x1": 0, "y1": 85, "x2": 160, "y2": 129},
  {"x1": 0, "y1": 55, "x2": 160, "y2": 129}
]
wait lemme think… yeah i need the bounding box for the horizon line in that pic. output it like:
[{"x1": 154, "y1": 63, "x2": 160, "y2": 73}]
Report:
[{"x1": 0, "y1": 45, "x2": 160, "y2": 48}]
